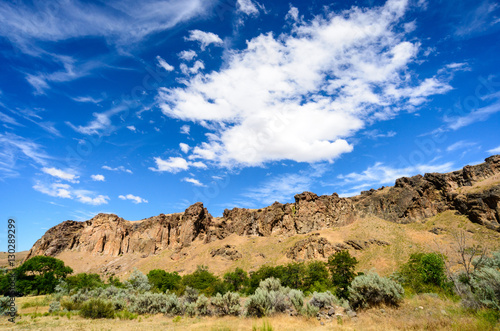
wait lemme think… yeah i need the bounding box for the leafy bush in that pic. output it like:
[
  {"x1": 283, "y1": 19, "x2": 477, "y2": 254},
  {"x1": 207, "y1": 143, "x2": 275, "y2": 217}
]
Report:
[
  {"x1": 304, "y1": 261, "x2": 331, "y2": 293},
  {"x1": 125, "y1": 268, "x2": 151, "y2": 292},
  {"x1": 349, "y1": 272, "x2": 404, "y2": 310},
  {"x1": 454, "y1": 249, "x2": 500, "y2": 311},
  {"x1": 182, "y1": 286, "x2": 199, "y2": 303},
  {"x1": 395, "y1": 252, "x2": 450, "y2": 294},
  {"x1": 48, "y1": 301, "x2": 61, "y2": 313},
  {"x1": 129, "y1": 292, "x2": 168, "y2": 314},
  {"x1": 184, "y1": 302, "x2": 196, "y2": 317},
  {"x1": 259, "y1": 277, "x2": 282, "y2": 292},
  {"x1": 79, "y1": 298, "x2": 115, "y2": 319},
  {"x1": 195, "y1": 294, "x2": 211, "y2": 316},
  {"x1": 115, "y1": 309, "x2": 138, "y2": 320},
  {"x1": 327, "y1": 250, "x2": 358, "y2": 299},
  {"x1": 288, "y1": 289, "x2": 304, "y2": 313},
  {"x1": 65, "y1": 273, "x2": 104, "y2": 292},
  {"x1": 147, "y1": 269, "x2": 182, "y2": 293},
  {"x1": 61, "y1": 298, "x2": 81, "y2": 311},
  {"x1": 303, "y1": 302, "x2": 319, "y2": 318},
  {"x1": 164, "y1": 293, "x2": 181, "y2": 316},
  {"x1": 223, "y1": 268, "x2": 249, "y2": 292},
  {"x1": 211, "y1": 291, "x2": 240, "y2": 316},
  {"x1": 0, "y1": 296, "x2": 16, "y2": 316},
  {"x1": 245, "y1": 278, "x2": 290, "y2": 317},
  {"x1": 182, "y1": 265, "x2": 222, "y2": 296},
  {"x1": 309, "y1": 291, "x2": 336, "y2": 309}
]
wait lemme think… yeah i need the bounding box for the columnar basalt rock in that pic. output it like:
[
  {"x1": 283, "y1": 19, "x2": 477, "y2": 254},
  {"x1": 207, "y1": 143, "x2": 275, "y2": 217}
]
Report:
[{"x1": 25, "y1": 156, "x2": 500, "y2": 261}]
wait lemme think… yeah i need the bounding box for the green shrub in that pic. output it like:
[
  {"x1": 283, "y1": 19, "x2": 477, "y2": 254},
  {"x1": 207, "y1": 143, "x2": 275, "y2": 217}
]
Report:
[
  {"x1": 303, "y1": 302, "x2": 319, "y2": 318},
  {"x1": 48, "y1": 301, "x2": 61, "y2": 313},
  {"x1": 245, "y1": 278, "x2": 290, "y2": 317},
  {"x1": 182, "y1": 286, "x2": 199, "y2": 303},
  {"x1": 129, "y1": 292, "x2": 168, "y2": 314},
  {"x1": 61, "y1": 298, "x2": 81, "y2": 311},
  {"x1": 124, "y1": 268, "x2": 151, "y2": 292},
  {"x1": 195, "y1": 294, "x2": 211, "y2": 316},
  {"x1": 0, "y1": 296, "x2": 16, "y2": 316},
  {"x1": 184, "y1": 302, "x2": 196, "y2": 317},
  {"x1": 182, "y1": 265, "x2": 221, "y2": 296},
  {"x1": 65, "y1": 273, "x2": 104, "y2": 292},
  {"x1": 115, "y1": 309, "x2": 138, "y2": 320},
  {"x1": 164, "y1": 294, "x2": 181, "y2": 316},
  {"x1": 79, "y1": 298, "x2": 115, "y2": 319},
  {"x1": 223, "y1": 268, "x2": 249, "y2": 292},
  {"x1": 211, "y1": 291, "x2": 240, "y2": 316},
  {"x1": 327, "y1": 250, "x2": 358, "y2": 300},
  {"x1": 288, "y1": 289, "x2": 304, "y2": 313},
  {"x1": 349, "y1": 272, "x2": 404, "y2": 310},
  {"x1": 147, "y1": 269, "x2": 182, "y2": 293},
  {"x1": 395, "y1": 252, "x2": 449, "y2": 294},
  {"x1": 309, "y1": 291, "x2": 336, "y2": 309}
]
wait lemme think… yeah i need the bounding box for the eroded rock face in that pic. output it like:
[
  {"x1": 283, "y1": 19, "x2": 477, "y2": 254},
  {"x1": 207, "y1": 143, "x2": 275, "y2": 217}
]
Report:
[
  {"x1": 352, "y1": 155, "x2": 500, "y2": 227},
  {"x1": 25, "y1": 156, "x2": 500, "y2": 260},
  {"x1": 286, "y1": 236, "x2": 339, "y2": 260},
  {"x1": 210, "y1": 245, "x2": 242, "y2": 261},
  {"x1": 25, "y1": 202, "x2": 213, "y2": 259}
]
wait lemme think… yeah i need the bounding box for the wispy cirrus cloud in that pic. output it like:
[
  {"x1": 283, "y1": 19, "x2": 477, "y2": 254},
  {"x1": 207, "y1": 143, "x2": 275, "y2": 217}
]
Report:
[
  {"x1": 102, "y1": 165, "x2": 133, "y2": 174},
  {"x1": 158, "y1": 0, "x2": 452, "y2": 169},
  {"x1": 335, "y1": 161, "x2": 455, "y2": 196},
  {"x1": 66, "y1": 104, "x2": 127, "y2": 136},
  {"x1": 41, "y1": 167, "x2": 80, "y2": 183},
  {"x1": 0, "y1": 133, "x2": 50, "y2": 178},
  {"x1": 0, "y1": 0, "x2": 218, "y2": 53},
  {"x1": 487, "y1": 145, "x2": 500, "y2": 154},
  {"x1": 182, "y1": 177, "x2": 205, "y2": 187}
]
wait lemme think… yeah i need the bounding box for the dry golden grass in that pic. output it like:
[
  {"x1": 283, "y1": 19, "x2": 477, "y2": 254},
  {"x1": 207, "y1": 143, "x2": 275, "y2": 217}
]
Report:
[{"x1": 2, "y1": 293, "x2": 498, "y2": 331}]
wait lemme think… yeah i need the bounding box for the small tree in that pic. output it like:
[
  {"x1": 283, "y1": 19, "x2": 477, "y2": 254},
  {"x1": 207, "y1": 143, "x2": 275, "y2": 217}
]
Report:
[
  {"x1": 327, "y1": 251, "x2": 358, "y2": 299},
  {"x1": 223, "y1": 268, "x2": 249, "y2": 292},
  {"x1": 182, "y1": 265, "x2": 221, "y2": 296},
  {"x1": 16, "y1": 256, "x2": 73, "y2": 295},
  {"x1": 147, "y1": 269, "x2": 182, "y2": 293}
]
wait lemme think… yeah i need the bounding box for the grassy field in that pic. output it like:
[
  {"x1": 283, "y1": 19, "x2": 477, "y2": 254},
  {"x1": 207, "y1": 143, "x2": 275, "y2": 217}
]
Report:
[{"x1": 1, "y1": 293, "x2": 499, "y2": 331}]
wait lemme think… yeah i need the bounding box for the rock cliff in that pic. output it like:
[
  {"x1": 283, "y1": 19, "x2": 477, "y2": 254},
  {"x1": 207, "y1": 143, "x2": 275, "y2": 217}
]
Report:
[{"x1": 25, "y1": 155, "x2": 500, "y2": 260}]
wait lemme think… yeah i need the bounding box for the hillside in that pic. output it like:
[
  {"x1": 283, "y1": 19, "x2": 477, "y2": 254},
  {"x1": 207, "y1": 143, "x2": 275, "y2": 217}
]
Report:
[{"x1": 22, "y1": 155, "x2": 500, "y2": 278}]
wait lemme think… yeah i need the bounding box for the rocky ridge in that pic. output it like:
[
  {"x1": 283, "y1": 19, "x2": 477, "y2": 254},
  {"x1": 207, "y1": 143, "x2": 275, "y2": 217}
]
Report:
[{"x1": 25, "y1": 155, "x2": 500, "y2": 261}]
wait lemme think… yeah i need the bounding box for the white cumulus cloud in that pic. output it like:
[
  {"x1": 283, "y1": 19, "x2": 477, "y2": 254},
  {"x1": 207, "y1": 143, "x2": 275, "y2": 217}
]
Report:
[
  {"x1": 158, "y1": 0, "x2": 452, "y2": 169},
  {"x1": 91, "y1": 174, "x2": 105, "y2": 181},
  {"x1": 185, "y1": 30, "x2": 223, "y2": 50},
  {"x1": 156, "y1": 55, "x2": 174, "y2": 71},
  {"x1": 178, "y1": 50, "x2": 197, "y2": 61},
  {"x1": 237, "y1": 0, "x2": 260, "y2": 15},
  {"x1": 149, "y1": 156, "x2": 206, "y2": 173},
  {"x1": 118, "y1": 194, "x2": 148, "y2": 204}
]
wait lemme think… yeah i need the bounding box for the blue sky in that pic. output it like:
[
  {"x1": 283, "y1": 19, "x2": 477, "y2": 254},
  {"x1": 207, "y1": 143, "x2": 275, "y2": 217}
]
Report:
[{"x1": 1, "y1": 0, "x2": 500, "y2": 251}]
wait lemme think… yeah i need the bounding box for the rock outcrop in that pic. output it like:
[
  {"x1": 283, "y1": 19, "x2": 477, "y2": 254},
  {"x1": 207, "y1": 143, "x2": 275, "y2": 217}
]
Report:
[
  {"x1": 210, "y1": 245, "x2": 242, "y2": 261},
  {"x1": 25, "y1": 156, "x2": 500, "y2": 261}
]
